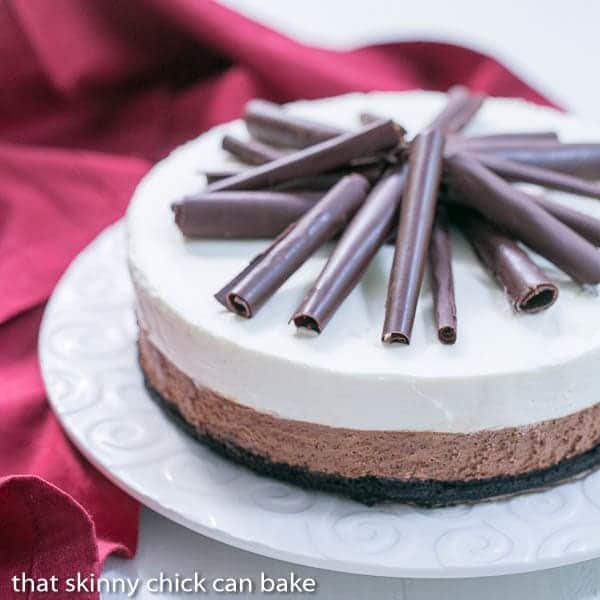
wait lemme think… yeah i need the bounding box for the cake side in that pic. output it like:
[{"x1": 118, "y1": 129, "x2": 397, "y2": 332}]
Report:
[{"x1": 139, "y1": 329, "x2": 600, "y2": 506}]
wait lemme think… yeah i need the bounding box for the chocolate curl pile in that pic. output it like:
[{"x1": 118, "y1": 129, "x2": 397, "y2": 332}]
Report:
[{"x1": 172, "y1": 90, "x2": 600, "y2": 347}]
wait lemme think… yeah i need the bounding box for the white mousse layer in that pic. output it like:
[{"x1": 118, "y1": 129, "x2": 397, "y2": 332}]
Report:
[{"x1": 127, "y1": 91, "x2": 600, "y2": 433}]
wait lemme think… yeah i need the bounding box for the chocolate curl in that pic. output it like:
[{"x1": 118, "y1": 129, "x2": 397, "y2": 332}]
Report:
[
  {"x1": 534, "y1": 196, "x2": 600, "y2": 246},
  {"x1": 359, "y1": 111, "x2": 407, "y2": 138},
  {"x1": 245, "y1": 99, "x2": 345, "y2": 148},
  {"x1": 446, "y1": 132, "x2": 559, "y2": 157},
  {"x1": 458, "y1": 211, "x2": 558, "y2": 313},
  {"x1": 359, "y1": 111, "x2": 382, "y2": 125},
  {"x1": 382, "y1": 129, "x2": 445, "y2": 344},
  {"x1": 292, "y1": 166, "x2": 407, "y2": 334},
  {"x1": 475, "y1": 142, "x2": 600, "y2": 178},
  {"x1": 206, "y1": 119, "x2": 399, "y2": 192},
  {"x1": 202, "y1": 162, "x2": 385, "y2": 191},
  {"x1": 203, "y1": 169, "x2": 241, "y2": 184},
  {"x1": 219, "y1": 174, "x2": 370, "y2": 317},
  {"x1": 427, "y1": 85, "x2": 485, "y2": 134},
  {"x1": 470, "y1": 153, "x2": 600, "y2": 199},
  {"x1": 222, "y1": 134, "x2": 284, "y2": 165},
  {"x1": 274, "y1": 162, "x2": 385, "y2": 191},
  {"x1": 429, "y1": 207, "x2": 457, "y2": 344},
  {"x1": 172, "y1": 191, "x2": 322, "y2": 238},
  {"x1": 444, "y1": 154, "x2": 600, "y2": 284},
  {"x1": 445, "y1": 138, "x2": 560, "y2": 158},
  {"x1": 459, "y1": 131, "x2": 559, "y2": 145},
  {"x1": 214, "y1": 231, "x2": 288, "y2": 307}
]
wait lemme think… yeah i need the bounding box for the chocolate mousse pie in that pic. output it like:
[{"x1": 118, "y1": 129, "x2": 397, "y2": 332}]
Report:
[{"x1": 127, "y1": 90, "x2": 600, "y2": 506}]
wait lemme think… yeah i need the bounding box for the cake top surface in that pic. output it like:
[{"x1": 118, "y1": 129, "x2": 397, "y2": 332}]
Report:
[{"x1": 127, "y1": 91, "x2": 600, "y2": 380}]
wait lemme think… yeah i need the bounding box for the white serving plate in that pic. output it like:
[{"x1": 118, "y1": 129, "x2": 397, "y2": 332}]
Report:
[{"x1": 39, "y1": 222, "x2": 600, "y2": 578}]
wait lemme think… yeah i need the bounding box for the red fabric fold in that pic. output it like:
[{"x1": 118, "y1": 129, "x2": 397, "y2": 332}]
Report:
[
  {"x1": 0, "y1": 1, "x2": 553, "y2": 597},
  {"x1": 0, "y1": 475, "x2": 133, "y2": 600}
]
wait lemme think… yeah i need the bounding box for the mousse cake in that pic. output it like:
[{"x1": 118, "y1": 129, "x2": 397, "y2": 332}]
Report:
[{"x1": 127, "y1": 91, "x2": 600, "y2": 506}]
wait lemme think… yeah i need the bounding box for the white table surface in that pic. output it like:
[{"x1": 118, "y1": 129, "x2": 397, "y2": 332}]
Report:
[{"x1": 104, "y1": 2, "x2": 600, "y2": 596}]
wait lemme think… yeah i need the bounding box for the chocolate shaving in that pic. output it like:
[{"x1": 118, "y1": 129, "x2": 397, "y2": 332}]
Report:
[
  {"x1": 292, "y1": 166, "x2": 407, "y2": 333},
  {"x1": 245, "y1": 99, "x2": 345, "y2": 148},
  {"x1": 458, "y1": 210, "x2": 558, "y2": 313},
  {"x1": 222, "y1": 134, "x2": 284, "y2": 165},
  {"x1": 470, "y1": 153, "x2": 600, "y2": 199},
  {"x1": 172, "y1": 191, "x2": 322, "y2": 238},
  {"x1": 444, "y1": 153, "x2": 600, "y2": 283},
  {"x1": 427, "y1": 85, "x2": 485, "y2": 134},
  {"x1": 533, "y1": 196, "x2": 600, "y2": 246},
  {"x1": 383, "y1": 128, "x2": 445, "y2": 344},
  {"x1": 206, "y1": 119, "x2": 399, "y2": 192},
  {"x1": 219, "y1": 174, "x2": 370, "y2": 317},
  {"x1": 475, "y1": 142, "x2": 600, "y2": 178},
  {"x1": 429, "y1": 207, "x2": 457, "y2": 344}
]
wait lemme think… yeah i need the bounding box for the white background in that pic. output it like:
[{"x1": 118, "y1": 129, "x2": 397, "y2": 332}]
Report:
[
  {"x1": 104, "y1": 2, "x2": 600, "y2": 597},
  {"x1": 220, "y1": 0, "x2": 600, "y2": 124}
]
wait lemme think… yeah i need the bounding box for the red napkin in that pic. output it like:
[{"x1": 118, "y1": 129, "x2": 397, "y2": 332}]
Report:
[{"x1": 0, "y1": 1, "x2": 553, "y2": 597}]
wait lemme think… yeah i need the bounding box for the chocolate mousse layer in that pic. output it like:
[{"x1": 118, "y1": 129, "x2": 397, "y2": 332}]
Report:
[{"x1": 139, "y1": 330, "x2": 600, "y2": 506}]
